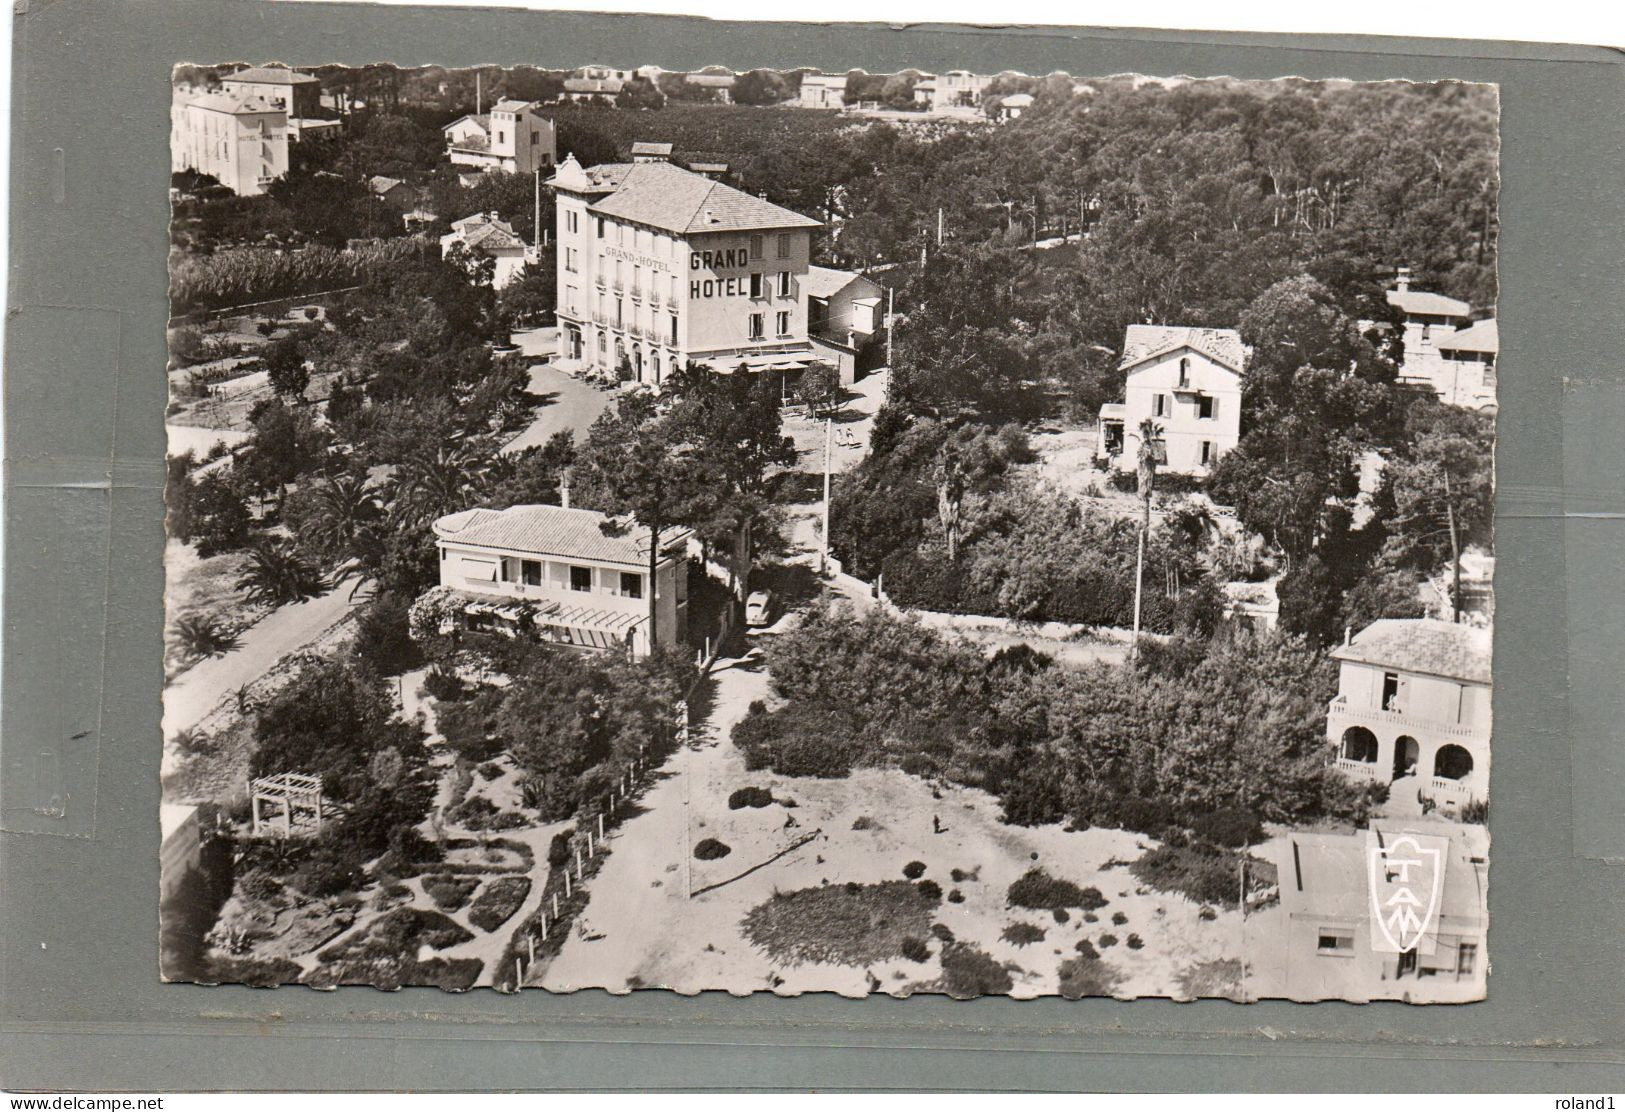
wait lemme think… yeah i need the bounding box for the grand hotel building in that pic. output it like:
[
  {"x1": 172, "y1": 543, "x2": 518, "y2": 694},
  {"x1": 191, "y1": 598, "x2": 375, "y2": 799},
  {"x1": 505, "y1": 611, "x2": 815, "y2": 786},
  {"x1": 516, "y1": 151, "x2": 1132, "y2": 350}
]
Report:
[{"x1": 547, "y1": 154, "x2": 824, "y2": 385}]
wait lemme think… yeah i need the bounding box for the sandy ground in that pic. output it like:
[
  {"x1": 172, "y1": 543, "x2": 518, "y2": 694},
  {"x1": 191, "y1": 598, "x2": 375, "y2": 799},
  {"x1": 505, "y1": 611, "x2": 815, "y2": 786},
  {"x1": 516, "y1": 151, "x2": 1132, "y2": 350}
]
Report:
[{"x1": 539, "y1": 635, "x2": 1250, "y2": 1000}]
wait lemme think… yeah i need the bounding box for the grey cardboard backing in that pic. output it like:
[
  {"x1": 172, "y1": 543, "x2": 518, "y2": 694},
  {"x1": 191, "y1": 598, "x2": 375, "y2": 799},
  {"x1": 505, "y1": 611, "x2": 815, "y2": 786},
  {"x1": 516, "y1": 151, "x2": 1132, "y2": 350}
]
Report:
[{"x1": 4, "y1": 1, "x2": 1624, "y2": 1091}]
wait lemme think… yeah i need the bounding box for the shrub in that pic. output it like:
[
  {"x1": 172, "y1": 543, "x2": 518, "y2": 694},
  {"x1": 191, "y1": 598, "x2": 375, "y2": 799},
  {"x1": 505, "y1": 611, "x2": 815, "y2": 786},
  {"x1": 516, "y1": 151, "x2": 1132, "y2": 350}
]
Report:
[
  {"x1": 477, "y1": 761, "x2": 504, "y2": 780},
  {"x1": 1001, "y1": 922, "x2": 1046, "y2": 947},
  {"x1": 947, "y1": 889, "x2": 965, "y2": 904},
  {"x1": 1132, "y1": 844, "x2": 1253, "y2": 908},
  {"x1": 902, "y1": 860, "x2": 927, "y2": 880},
  {"x1": 916, "y1": 879, "x2": 942, "y2": 901},
  {"x1": 1006, "y1": 868, "x2": 1105, "y2": 911},
  {"x1": 1127, "y1": 934, "x2": 1144, "y2": 950},
  {"x1": 949, "y1": 867, "x2": 971, "y2": 883},
  {"x1": 467, "y1": 876, "x2": 531, "y2": 932},
  {"x1": 900, "y1": 936, "x2": 931, "y2": 963},
  {"x1": 547, "y1": 829, "x2": 574, "y2": 868},
  {"x1": 742, "y1": 881, "x2": 937, "y2": 967},
  {"x1": 851, "y1": 816, "x2": 880, "y2": 831},
  {"x1": 421, "y1": 665, "x2": 466, "y2": 703},
  {"x1": 1461, "y1": 798, "x2": 1489, "y2": 824},
  {"x1": 1190, "y1": 808, "x2": 1265, "y2": 848},
  {"x1": 421, "y1": 875, "x2": 480, "y2": 912},
  {"x1": 1052, "y1": 907, "x2": 1070, "y2": 924},
  {"x1": 939, "y1": 942, "x2": 1013, "y2": 999},
  {"x1": 931, "y1": 923, "x2": 955, "y2": 943},
  {"x1": 1111, "y1": 911, "x2": 1128, "y2": 926},
  {"x1": 353, "y1": 592, "x2": 423, "y2": 676},
  {"x1": 1058, "y1": 953, "x2": 1121, "y2": 999},
  {"x1": 1074, "y1": 938, "x2": 1099, "y2": 959},
  {"x1": 694, "y1": 838, "x2": 731, "y2": 861},
  {"x1": 174, "y1": 614, "x2": 238, "y2": 660},
  {"x1": 1098, "y1": 933, "x2": 1118, "y2": 948},
  {"x1": 1107, "y1": 796, "x2": 1175, "y2": 837},
  {"x1": 728, "y1": 786, "x2": 775, "y2": 810}
]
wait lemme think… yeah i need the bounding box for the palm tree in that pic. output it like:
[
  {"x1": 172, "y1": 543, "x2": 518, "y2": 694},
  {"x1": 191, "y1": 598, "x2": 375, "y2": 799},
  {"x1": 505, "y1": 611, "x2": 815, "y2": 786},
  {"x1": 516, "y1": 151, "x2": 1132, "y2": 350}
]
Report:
[
  {"x1": 301, "y1": 471, "x2": 384, "y2": 592},
  {"x1": 237, "y1": 538, "x2": 326, "y2": 607},
  {"x1": 390, "y1": 445, "x2": 490, "y2": 528},
  {"x1": 1131, "y1": 418, "x2": 1162, "y2": 655}
]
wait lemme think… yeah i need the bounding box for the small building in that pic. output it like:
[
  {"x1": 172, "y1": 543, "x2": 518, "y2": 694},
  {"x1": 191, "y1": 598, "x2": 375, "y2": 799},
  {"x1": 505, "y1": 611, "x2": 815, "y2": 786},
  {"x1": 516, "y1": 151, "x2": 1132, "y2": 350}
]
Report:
[
  {"x1": 441, "y1": 212, "x2": 531, "y2": 289},
  {"x1": 805, "y1": 265, "x2": 885, "y2": 385},
  {"x1": 1328, "y1": 617, "x2": 1491, "y2": 812},
  {"x1": 219, "y1": 65, "x2": 322, "y2": 119},
  {"x1": 930, "y1": 70, "x2": 991, "y2": 111},
  {"x1": 1435, "y1": 318, "x2": 1498, "y2": 410},
  {"x1": 170, "y1": 88, "x2": 289, "y2": 197},
  {"x1": 1221, "y1": 578, "x2": 1279, "y2": 632},
  {"x1": 442, "y1": 99, "x2": 556, "y2": 175},
  {"x1": 912, "y1": 77, "x2": 937, "y2": 108},
  {"x1": 631, "y1": 141, "x2": 674, "y2": 163},
  {"x1": 1097, "y1": 325, "x2": 1243, "y2": 476},
  {"x1": 562, "y1": 77, "x2": 625, "y2": 103},
  {"x1": 1384, "y1": 268, "x2": 1472, "y2": 390},
  {"x1": 430, "y1": 503, "x2": 692, "y2": 658},
  {"x1": 686, "y1": 161, "x2": 729, "y2": 180},
  {"x1": 995, "y1": 92, "x2": 1034, "y2": 119},
  {"x1": 369, "y1": 175, "x2": 415, "y2": 212},
  {"x1": 684, "y1": 73, "x2": 735, "y2": 104},
  {"x1": 1272, "y1": 823, "x2": 1488, "y2": 1002},
  {"x1": 797, "y1": 73, "x2": 848, "y2": 109}
]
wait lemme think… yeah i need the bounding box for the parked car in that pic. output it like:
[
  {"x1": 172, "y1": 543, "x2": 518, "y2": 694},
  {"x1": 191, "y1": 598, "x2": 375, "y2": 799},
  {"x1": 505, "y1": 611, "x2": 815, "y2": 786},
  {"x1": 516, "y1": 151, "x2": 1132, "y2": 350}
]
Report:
[{"x1": 745, "y1": 590, "x2": 774, "y2": 627}]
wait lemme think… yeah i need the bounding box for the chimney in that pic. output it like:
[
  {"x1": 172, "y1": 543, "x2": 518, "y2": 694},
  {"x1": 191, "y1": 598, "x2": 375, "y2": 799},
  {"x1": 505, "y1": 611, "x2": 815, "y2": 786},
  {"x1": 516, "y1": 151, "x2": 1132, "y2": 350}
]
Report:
[
  {"x1": 1394, "y1": 266, "x2": 1412, "y2": 292},
  {"x1": 1344, "y1": 625, "x2": 1352, "y2": 646},
  {"x1": 559, "y1": 475, "x2": 571, "y2": 510}
]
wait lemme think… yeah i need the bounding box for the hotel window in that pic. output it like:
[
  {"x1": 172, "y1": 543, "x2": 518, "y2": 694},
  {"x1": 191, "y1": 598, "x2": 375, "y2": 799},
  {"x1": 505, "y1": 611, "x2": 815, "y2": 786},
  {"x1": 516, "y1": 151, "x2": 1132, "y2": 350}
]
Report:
[
  {"x1": 633, "y1": 266, "x2": 642, "y2": 295},
  {"x1": 566, "y1": 285, "x2": 578, "y2": 315},
  {"x1": 748, "y1": 313, "x2": 765, "y2": 341},
  {"x1": 565, "y1": 210, "x2": 578, "y2": 234},
  {"x1": 670, "y1": 274, "x2": 678, "y2": 301},
  {"x1": 615, "y1": 299, "x2": 623, "y2": 327},
  {"x1": 1178, "y1": 356, "x2": 1190, "y2": 387},
  {"x1": 564, "y1": 247, "x2": 578, "y2": 273},
  {"x1": 776, "y1": 311, "x2": 791, "y2": 337},
  {"x1": 1457, "y1": 943, "x2": 1477, "y2": 976},
  {"x1": 1152, "y1": 393, "x2": 1169, "y2": 418},
  {"x1": 750, "y1": 273, "x2": 764, "y2": 299},
  {"x1": 1316, "y1": 929, "x2": 1355, "y2": 956},
  {"x1": 620, "y1": 572, "x2": 644, "y2": 599},
  {"x1": 1199, "y1": 440, "x2": 1214, "y2": 467},
  {"x1": 669, "y1": 314, "x2": 679, "y2": 345},
  {"x1": 521, "y1": 559, "x2": 542, "y2": 586},
  {"x1": 777, "y1": 233, "x2": 791, "y2": 259},
  {"x1": 595, "y1": 217, "x2": 605, "y2": 238},
  {"x1": 570, "y1": 566, "x2": 593, "y2": 592},
  {"x1": 1381, "y1": 671, "x2": 1401, "y2": 711},
  {"x1": 777, "y1": 271, "x2": 791, "y2": 297},
  {"x1": 497, "y1": 130, "x2": 505, "y2": 144},
  {"x1": 1197, "y1": 394, "x2": 1217, "y2": 419},
  {"x1": 749, "y1": 234, "x2": 764, "y2": 260}
]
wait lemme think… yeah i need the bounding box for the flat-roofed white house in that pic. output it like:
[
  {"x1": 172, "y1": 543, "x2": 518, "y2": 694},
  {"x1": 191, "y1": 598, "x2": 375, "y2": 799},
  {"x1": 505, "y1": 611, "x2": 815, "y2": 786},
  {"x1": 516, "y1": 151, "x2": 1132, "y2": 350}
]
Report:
[
  {"x1": 171, "y1": 88, "x2": 290, "y2": 197},
  {"x1": 1328, "y1": 617, "x2": 1491, "y2": 813},
  {"x1": 797, "y1": 73, "x2": 848, "y2": 109},
  {"x1": 548, "y1": 155, "x2": 829, "y2": 387},
  {"x1": 1097, "y1": 325, "x2": 1243, "y2": 476},
  {"x1": 1435, "y1": 318, "x2": 1498, "y2": 410},
  {"x1": 1271, "y1": 822, "x2": 1487, "y2": 1002},
  {"x1": 429, "y1": 503, "x2": 691, "y2": 659},
  {"x1": 805, "y1": 265, "x2": 884, "y2": 385},
  {"x1": 442, "y1": 99, "x2": 556, "y2": 175},
  {"x1": 995, "y1": 92, "x2": 1034, "y2": 119},
  {"x1": 441, "y1": 212, "x2": 531, "y2": 289}
]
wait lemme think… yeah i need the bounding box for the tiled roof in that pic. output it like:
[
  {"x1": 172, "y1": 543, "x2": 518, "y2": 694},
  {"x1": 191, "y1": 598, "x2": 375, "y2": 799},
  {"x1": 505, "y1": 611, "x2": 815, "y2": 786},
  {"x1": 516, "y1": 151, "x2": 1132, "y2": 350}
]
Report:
[
  {"x1": 631, "y1": 141, "x2": 674, "y2": 156},
  {"x1": 802, "y1": 265, "x2": 869, "y2": 300},
  {"x1": 433, "y1": 504, "x2": 692, "y2": 568},
  {"x1": 225, "y1": 66, "x2": 320, "y2": 86},
  {"x1": 448, "y1": 214, "x2": 524, "y2": 251},
  {"x1": 1120, "y1": 324, "x2": 1244, "y2": 373},
  {"x1": 1437, "y1": 318, "x2": 1498, "y2": 355},
  {"x1": 443, "y1": 113, "x2": 490, "y2": 134},
  {"x1": 489, "y1": 98, "x2": 540, "y2": 113},
  {"x1": 585, "y1": 161, "x2": 821, "y2": 236},
  {"x1": 1387, "y1": 286, "x2": 1470, "y2": 318},
  {"x1": 1331, "y1": 617, "x2": 1491, "y2": 684},
  {"x1": 182, "y1": 91, "x2": 285, "y2": 116},
  {"x1": 369, "y1": 175, "x2": 405, "y2": 194}
]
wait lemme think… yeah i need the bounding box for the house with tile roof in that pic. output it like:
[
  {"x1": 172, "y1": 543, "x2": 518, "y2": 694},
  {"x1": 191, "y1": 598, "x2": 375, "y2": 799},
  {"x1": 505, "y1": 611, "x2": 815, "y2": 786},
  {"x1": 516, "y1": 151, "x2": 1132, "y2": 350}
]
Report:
[
  {"x1": 547, "y1": 155, "x2": 833, "y2": 388},
  {"x1": 1328, "y1": 617, "x2": 1491, "y2": 813},
  {"x1": 1435, "y1": 318, "x2": 1498, "y2": 410},
  {"x1": 630, "y1": 141, "x2": 674, "y2": 163},
  {"x1": 1270, "y1": 822, "x2": 1487, "y2": 1002},
  {"x1": 1097, "y1": 324, "x2": 1244, "y2": 476},
  {"x1": 369, "y1": 175, "x2": 415, "y2": 211},
  {"x1": 441, "y1": 212, "x2": 531, "y2": 289},
  {"x1": 1380, "y1": 267, "x2": 1474, "y2": 393},
  {"x1": 170, "y1": 87, "x2": 290, "y2": 196},
  {"x1": 220, "y1": 65, "x2": 322, "y2": 118},
  {"x1": 429, "y1": 503, "x2": 691, "y2": 658},
  {"x1": 443, "y1": 99, "x2": 555, "y2": 175},
  {"x1": 805, "y1": 266, "x2": 885, "y2": 384}
]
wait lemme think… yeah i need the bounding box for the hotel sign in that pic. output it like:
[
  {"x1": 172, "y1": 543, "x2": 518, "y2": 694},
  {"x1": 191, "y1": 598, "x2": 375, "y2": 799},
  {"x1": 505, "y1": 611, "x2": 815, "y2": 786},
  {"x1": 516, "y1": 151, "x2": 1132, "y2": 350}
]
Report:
[{"x1": 605, "y1": 245, "x2": 670, "y2": 273}]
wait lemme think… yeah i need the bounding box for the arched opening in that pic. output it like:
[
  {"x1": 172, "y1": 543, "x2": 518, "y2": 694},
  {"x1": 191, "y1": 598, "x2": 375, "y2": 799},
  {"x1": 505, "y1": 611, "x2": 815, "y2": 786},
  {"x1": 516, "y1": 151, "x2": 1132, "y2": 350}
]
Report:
[
  {"x1": 1434, "y1": 744, "x2": 1473, "y2": 782},
  {"x1": 1340, "y1": 726, "x2": 1378, "y2": 764},
  {"x1": 1394, "y1": 736, "x2": 1420, "y2": 779}
]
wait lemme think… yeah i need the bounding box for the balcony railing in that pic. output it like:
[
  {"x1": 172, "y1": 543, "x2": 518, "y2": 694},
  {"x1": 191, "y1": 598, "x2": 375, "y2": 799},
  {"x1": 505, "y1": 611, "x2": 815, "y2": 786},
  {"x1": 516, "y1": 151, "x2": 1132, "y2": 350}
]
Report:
[
  {"x1": 1334, "y1": 757, "x2": 1383, "y2": 782},
  {"x1": 1428, "y1": 776, "x2": 1471, "y2": 800},
  {"x1": 1327, "y1": 695, "x2": 1484, "y2": 740}
]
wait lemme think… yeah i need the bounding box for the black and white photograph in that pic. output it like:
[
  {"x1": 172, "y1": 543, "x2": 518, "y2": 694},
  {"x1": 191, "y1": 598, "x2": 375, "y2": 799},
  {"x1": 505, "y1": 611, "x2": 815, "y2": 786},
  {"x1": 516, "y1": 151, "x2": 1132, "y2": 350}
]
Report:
[{"x1": 160, "y1": 59, "x2": 1496, "y2": 1002}]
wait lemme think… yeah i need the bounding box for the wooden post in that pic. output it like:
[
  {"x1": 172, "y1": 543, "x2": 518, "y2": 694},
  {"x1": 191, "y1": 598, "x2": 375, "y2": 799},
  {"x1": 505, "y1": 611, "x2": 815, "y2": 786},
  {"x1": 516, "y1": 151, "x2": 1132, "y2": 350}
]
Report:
[
  {"x1": 540, "y1": 916, "x2": 548, "y2": 942},
  {"x1": 598, "y1": 812, "x2": 605, "y2": 842},
  {"x1": 586, "y1": 830, "x2": 595, "y2": 857},
  {"x1": 551, "y1": 893, "x2": 559, "y2": 919},
  {"x1": 564, "y1": 871, "x2": 572, "y2": 898},
  {"x1": 575, "y1": 846, "x2": 583, "y2": 876},
  {"x1": 528, "y1": 934, "x2": 536, "y2": 964}
]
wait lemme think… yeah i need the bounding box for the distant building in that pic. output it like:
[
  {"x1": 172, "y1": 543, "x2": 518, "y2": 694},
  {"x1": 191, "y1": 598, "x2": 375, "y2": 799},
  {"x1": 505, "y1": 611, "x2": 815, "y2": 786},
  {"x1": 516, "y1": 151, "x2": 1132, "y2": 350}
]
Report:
[
  {"x1": 797, "y1": 73, "x2": 848, "y2": 109},
  {"x1": 805, "y1": 265, "x2": 884, "y2": 384},
  {"x1": 684, "y1": 73, "x2": 735, "y2": 104},
  {"x1": 1272, "y1": 823, "x2": 1488, "y2": 1002},
  {"x1": 220, "y1": 65, "x2": 321, "y2": 119},
  {"x1": 562, "y1": 77, "x2": 625, "y2": 103},
  {"x1": 995, "y1": 92, "x2": 1034, "y2": 119},
  {"x1": 912, "y1": 77, "x2": 937, "y2": 108},
  {"x1": 548, "y1": 155, "x2": 828, "y2": 388},
  {"x1": 1097, "y1": 325, "x2": 1243, "y2": 476},
  {"x1": 630, "y1": 141, "x2": 674, "y2": 163},
  {"x1": 1384, "y1": 268, "x2": 1472, "y2": 391},
  {"x1": 1328, "y1": 617, "x2": 1491, "y2": 812},
  {"x1": 931, "y1": 70, "x2": 992, "y2": 111},
  {"x1": 686, "y1": 161, "x2": 729, "y2": 180},
  {"x1": 442, "y1": 99, "x2": 556, "y2": 175},
  {"x1": 170, "y1": 87, "x2": 289, "y2": 196},
  {"x1": 441, "y1": 212, "x2": 531, "y2": 289},
  {"x1": 1221, "y1": 578, "x2": 1280, "y2": 632},
  {"x1": 1435, "y1": 318, "x2": 1498, "y2": 410},
  {"x1": 369, "y1": 175, "x2": 415, "y2": 212},
  {"x1": 430, "y1": 503, "x2": 691, "y2": 658}
]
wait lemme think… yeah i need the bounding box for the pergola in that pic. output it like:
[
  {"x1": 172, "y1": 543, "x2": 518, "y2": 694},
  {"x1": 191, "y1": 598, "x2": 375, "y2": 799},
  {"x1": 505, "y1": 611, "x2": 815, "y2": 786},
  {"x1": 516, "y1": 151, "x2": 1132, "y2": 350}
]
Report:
[{"x1": 248, "y1": 772, "x2": 326, "y2": 838}]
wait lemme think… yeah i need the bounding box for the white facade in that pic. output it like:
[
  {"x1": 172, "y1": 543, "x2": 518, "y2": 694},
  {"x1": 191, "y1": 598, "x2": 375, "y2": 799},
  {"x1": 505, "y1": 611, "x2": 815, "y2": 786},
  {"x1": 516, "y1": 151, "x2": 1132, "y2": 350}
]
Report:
[
  {"x1": 431, "y1": 504, "x2": 691, "y2": 659},
  {"x1": 1434, "y1": 319, "x2": 1498, "y2": 410},
  {"x1": 441, "y1": 212, "x2": 531, "y2": 290},
  {"x1": 549, "y1": 156, "x2": 825, "y2": 387},
  {"x1": 443, "y1": 100, "x2": 556, "y2": 175},
  {"x1": 1328, "y1": 618, "x2": 1491, "y2": 812},
  {"x1": 797, "y1": 74, "x2": 848, "y2": 109},
  {"x1": 1097, "y1": 325, "x2": 1243, "y2": 476},
  {"x1": 171, "y1": 88, "x2": 290, "y2": 197}
]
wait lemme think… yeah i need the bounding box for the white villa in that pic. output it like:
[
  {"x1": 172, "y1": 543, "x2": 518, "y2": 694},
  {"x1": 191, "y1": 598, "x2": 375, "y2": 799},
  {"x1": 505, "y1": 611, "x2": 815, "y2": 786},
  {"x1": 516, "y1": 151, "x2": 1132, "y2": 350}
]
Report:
[
  {"x1": 1435, "y1": 318, "x2": 1498, "y2": 411},
  {"x1": 430, "y1": 503, "x2": 691, "y2": 659},
  {"x1": 1097, "y1": 325, "x2": 1243, "y2": 476},
  {"x1": 442, "y1": 98, "x2": 556, "y2": 175},
  {"x1": 1328, "y1": 617, "x2": 1491, "y2": 812},
  {"x1": 441, "y1": 212, "x2": 531, "y2": 289}
]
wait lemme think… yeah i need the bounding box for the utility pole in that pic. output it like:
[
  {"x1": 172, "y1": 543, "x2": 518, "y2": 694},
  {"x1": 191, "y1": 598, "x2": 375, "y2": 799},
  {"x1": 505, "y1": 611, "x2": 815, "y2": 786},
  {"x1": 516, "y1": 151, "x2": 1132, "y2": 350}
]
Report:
[
  {"x1": 1130, "y1": 418, "x2": 1160, "y2": 659},
  {"x1": 819, "y1": 416, "x2": 833, "y2": 574},
  {"x1": 476, "y1": 71, "x2": 482, "y2": 116},
  {"x1": 534, "y1": 167, "x2": 542, "y2": 251},
  {"x1": 937, "y1": 206, "x2": 944, "y2": 246}
]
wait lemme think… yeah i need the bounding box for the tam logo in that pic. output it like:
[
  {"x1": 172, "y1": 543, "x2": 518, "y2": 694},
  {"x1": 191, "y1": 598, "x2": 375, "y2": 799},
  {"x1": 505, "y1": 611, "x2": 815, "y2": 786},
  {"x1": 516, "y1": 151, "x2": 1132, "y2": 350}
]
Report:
[{"x1": 1366, "y1": 830, "x2": 1447, "y2": 954}]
